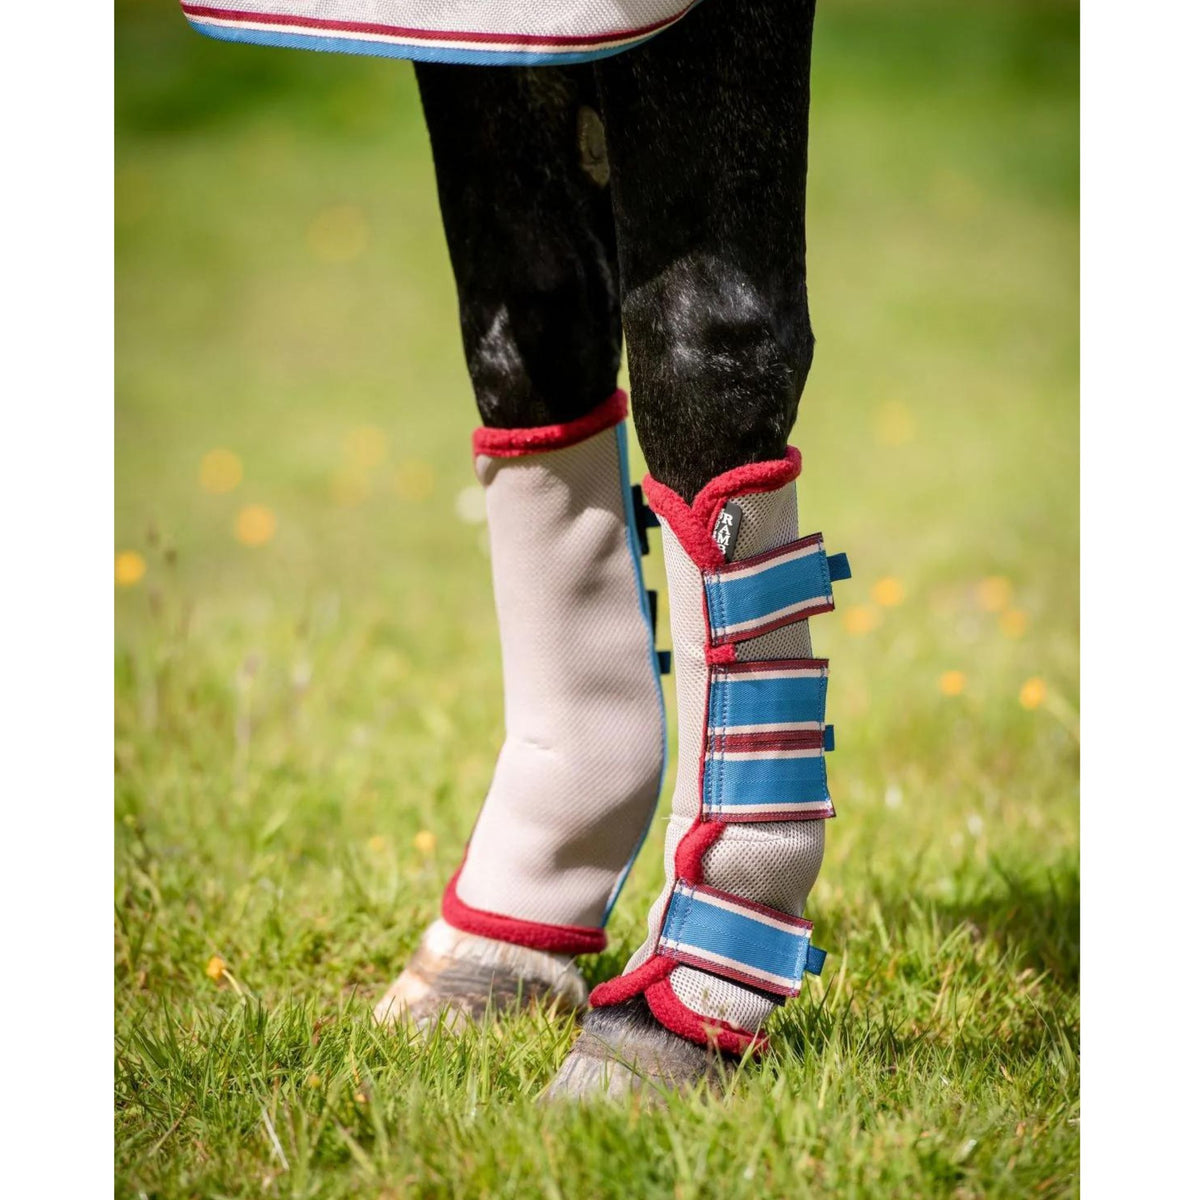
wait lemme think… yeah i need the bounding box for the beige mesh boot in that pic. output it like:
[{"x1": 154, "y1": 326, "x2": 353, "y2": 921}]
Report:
[
  {"x1": 549, "y1": 448, "x2": 848, "y2": 1096},
  {"x1": 375, "y1": 391, "x2": 667, "y2": 1032}
]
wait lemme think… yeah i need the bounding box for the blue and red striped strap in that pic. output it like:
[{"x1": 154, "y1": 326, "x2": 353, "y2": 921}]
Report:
[
  {"x1": 656, "y1": 881, "x2": 826, "y2": 997},
  {"x1": 704, "y1": 534, "x2": 851, "y2": 645},
  {"x1": 703, "y1": 659, "x2": 836, "y2": 821}
]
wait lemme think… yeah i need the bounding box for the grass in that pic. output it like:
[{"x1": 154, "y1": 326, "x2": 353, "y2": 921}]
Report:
[{"x1": 115, "y1": 1, "x2": 1079, "y2": 1195}]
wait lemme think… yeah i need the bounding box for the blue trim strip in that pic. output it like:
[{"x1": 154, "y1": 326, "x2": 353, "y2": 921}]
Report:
[
  {"x1": 604, "y1": 422, "x2": 668, "y2": 920},
  {"x1": 709, "y1": 671, "x2": 827, "y2": 729},
  {"x1": 705, "y1": 543, "x2": 834, "y2": 640},
  {"x1": 186, "y1": 20, "x2": 653, "y2": 65},
  {"x1": 659, "y1": 885, "x2": 824, "y2": 994}
]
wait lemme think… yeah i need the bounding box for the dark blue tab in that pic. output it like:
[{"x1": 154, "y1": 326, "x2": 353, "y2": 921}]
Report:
[
  {"x1": 630, "y1": 484, "x2": 660, "y2": 555},
  {"x1": 823, "y1": 725, "x2": 836, "y2": 752},
  {"x1": 805, "y1": 945, "x2": 827, "y2": 976},
  {"x1": 657, "y1": 650, "x2": 672, "y2": 676},
  {"x1": 827, "y1": 552, "x2": 852, "y2": 582},
  {"x1": 647, "y1": 589, "x2": 659, "y2": 637}
]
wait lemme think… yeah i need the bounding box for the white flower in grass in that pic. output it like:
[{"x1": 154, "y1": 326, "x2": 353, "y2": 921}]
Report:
[{"x1": 455, "y1": 486, "x2": 487, "y2": 524}]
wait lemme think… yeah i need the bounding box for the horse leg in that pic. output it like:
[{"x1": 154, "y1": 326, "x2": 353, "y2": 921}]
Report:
[
  {"x1": 548, "y1": 0, "x2": 838, "y2": 1098},
  {"x1": 374, "y1": 64, "x2": 667, "y2": 1031}
]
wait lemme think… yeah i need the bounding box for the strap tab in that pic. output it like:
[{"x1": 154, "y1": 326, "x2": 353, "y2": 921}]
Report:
[
  {"x1": 658, "y1": 650, "x2": 673, "y2": 676},
  {"x1": 827, "y1": 552, "x2": 852, "y2": 582},
  {"x1": 703, "y1": 660, "x2": 834, "y2": 821},
  {"x1": 657, "y1": 881, "x2": 826, "y2": 996},
  {"x1": 631, "y1": 484, "x2": 660, "y2": 556},
  {"x1": 703, "y1": 533, "x2": 846, "y2": 646},
  {"x1": 823, "y1": 724, "x2": 835, "y2": 752}
]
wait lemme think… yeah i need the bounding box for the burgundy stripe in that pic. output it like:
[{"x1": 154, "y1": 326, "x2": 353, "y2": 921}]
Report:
[
  {"x1": 713, "y1": 656, "x2": 829, "y2": 676},
  {"x1": 708, "y1": 729, "x2": 825, "y2": 753},
  {"x1": 181, "y1": 3, "x2": 691, "y2": 49}
]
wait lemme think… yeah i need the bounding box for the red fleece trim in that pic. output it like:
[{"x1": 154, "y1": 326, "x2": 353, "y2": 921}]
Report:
[
  {"x1": 589, "y1": 954, "x2": 675, "y2": 1007},
  {"x1": 645, "y1": 975, "x2": 768, "y2": 1056},
  {"x1": 641, "y1": 448, "x2": 802, "y2": 569},
  {"x1": 675, "y1": 819, "x2": 725, "y2": 883},
  {"x1": 471, "y1": 389, "x2": 627, "y2": 458},
  {"x1": 441, "y1": 870, "x2": 607, "y2": 955}
]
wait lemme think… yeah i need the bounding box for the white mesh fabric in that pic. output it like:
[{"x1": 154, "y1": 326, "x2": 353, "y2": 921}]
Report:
[
  {"x1": 623, "y1": 526, "x2": 708, "y2": 972},
  {"x1": 620, "y1": 478, "x2": 827, "y2": 1031},
  {"x1": 455, "y1": 427, "x2": 664, "y2": 928}
]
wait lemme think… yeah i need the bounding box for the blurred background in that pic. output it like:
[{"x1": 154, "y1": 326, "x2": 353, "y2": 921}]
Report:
[{"x1": 116, "y1": 0, "x2": 1078, "y2": 1189}]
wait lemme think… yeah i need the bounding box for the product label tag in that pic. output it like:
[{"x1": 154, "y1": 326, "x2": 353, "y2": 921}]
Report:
[{"x1": 713, "y1": 501, "x2": 743, "y2": 562}]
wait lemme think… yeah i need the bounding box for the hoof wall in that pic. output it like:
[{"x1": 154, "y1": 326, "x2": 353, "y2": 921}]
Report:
[
  {"x1": 373, "y1": 919, "x2": 588, "y2": 1033},
  {"x1": 544, "y1": 997, "x2": 724, "y2": 1103}
]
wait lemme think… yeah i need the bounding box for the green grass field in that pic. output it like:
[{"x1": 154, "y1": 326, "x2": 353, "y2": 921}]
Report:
[{"x1": 115, "y1": 2, "x2": 1079, "y2": 1195}]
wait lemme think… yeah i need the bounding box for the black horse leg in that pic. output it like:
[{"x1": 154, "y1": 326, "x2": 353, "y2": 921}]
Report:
[
  {"x1": 414, "y1": 63, "x2": 622, "y2": 427},
  {"x1": 598, "y1": 0, "x2": 816, "y2": 503},
  {"x1": 375, "y1": 65, "x2": 668, "y2": 1030},
  {"x1": 548, "y1": 0, "x2": 825, "y2": 1096}
]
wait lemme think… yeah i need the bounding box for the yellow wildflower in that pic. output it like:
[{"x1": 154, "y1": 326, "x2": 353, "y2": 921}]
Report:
[
  {"x1": 939, "y1": 670, "x2": 966, "y2": 697},
  {"x1": 871, "y1": 577, "x2": 905, "y2": 607},
  {"x1": 115, "y1": 551, "x2": 146, "y2": 587},
  {"x1": 976, "y1": 576, "x2": 1013, "y2": 613},
  {"x1": 842, "y1": 605, "x2": 880, "y2": 635},
  {"x1": 235, "y1": 505, "x2": 277, "y2": 547}
]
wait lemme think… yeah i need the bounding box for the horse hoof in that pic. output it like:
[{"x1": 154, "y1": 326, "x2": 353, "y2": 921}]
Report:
[
  {"x1": 543, "y1": 996, "x2": 724, "y2": 1103},
  {"x1": 372, "y1": 919, "x2": 588, "y2": 1032}
]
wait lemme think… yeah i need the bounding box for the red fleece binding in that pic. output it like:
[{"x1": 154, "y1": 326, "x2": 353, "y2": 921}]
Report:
[
  {"x1": 641, "y1": 448, "x2": 802, "y2": 570},
  {"x1": 588, "y1": 954, "x2": 675, "y2": 1007},
  {"x1": 442, "y1": 869, "x2": 607, "y2": 955},
  {"x1": 645, "y1": 977, "x2": 767, "y2": 1056},
  {"x1": 471, "y1": 389, "x2": 628, "y2": 458}
]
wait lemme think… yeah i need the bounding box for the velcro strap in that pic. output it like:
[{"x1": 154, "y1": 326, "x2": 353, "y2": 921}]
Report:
[
  {"x1": 657, "y1": 881, "x2": 826, "y2": 996},
  {"x1": 703, "y1": 660, "x2": 834, "y2": 821},
  {"x1": 704, "y1": 534, "x2": 849, "y2": 645}
]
